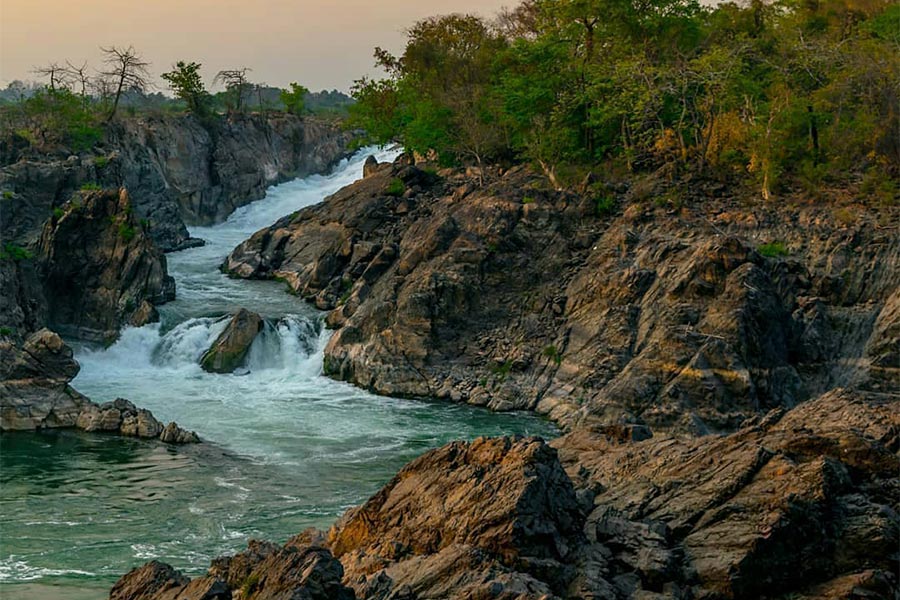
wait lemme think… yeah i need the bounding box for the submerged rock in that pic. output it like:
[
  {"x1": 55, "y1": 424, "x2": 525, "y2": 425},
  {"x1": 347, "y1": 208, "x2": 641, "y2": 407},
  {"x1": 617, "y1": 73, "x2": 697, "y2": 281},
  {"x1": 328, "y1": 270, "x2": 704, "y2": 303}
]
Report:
[{"x1": 200, "y1": 309, "x2": 264, "y2": 374}]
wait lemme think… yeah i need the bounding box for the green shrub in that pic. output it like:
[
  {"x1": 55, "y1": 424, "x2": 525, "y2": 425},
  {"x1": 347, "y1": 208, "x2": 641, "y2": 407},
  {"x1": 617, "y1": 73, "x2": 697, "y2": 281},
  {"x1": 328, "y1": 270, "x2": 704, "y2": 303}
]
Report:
[
  {"x1": 595, "y1": 195, "x2": 615, "y2": 217},
  {"x1": 489, "y1": 360, "x2": 513, "y2": 381},
  {"x1": 118, "y1": 223, "x2": 136, "y2": 242},
  {"x1": 758, "y1": 242, "x2": 788, "y2": 258},
  {"x1": 52, "y1": 206, "x2": 65, "y2": 219},
  {"x1": 543, "y1": 345, "x2": 562, "y2": 366},
  {"x1": 0, "y1": 243, "x2": 33, "y2": 261},
  {"x1": 522, "y1": 195, "x2": 536, "y2": 204},
  {"x1": 1, "y1": 191, "x2": 13, "y2": 200},
  {"x1": 93, "y1": 155, "x2": 110, "y2": 168},
  {"x1": 385, "y1": 178, "x2": 405, "y2": 197},
  {"x1": 0, "y1": 327, "x2": 12, "y2": 337},
  {"x1": 80, "y1": 182, "x2": 102, "y2": 192}
]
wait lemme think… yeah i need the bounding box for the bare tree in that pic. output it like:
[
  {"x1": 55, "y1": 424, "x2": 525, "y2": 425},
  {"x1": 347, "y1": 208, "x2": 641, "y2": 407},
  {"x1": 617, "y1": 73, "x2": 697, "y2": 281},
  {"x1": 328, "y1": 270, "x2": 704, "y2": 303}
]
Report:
[
  {"x1": 100, "y1": 46, "x2": 151, "y2": 120},
  {"x1": 33, "y1": 62, "x2": 71, "y2": 91},
  {"x1": 65, "y1": 61, "x2": 91, "y2": 106},
  {"x1": 214, "y1": 68, "x2": 252, "y2": 113}
]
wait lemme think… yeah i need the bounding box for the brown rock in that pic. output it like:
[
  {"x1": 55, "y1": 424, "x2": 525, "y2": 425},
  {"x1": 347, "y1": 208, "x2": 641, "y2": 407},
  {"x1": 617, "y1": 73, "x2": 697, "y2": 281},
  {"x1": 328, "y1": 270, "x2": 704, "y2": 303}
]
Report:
[
  {"x1": 200, "y1": 309, "x2": 264, "y2": 373},
  {"x1": 329, "y1": 436, "x2": 584, "y2": 597}
]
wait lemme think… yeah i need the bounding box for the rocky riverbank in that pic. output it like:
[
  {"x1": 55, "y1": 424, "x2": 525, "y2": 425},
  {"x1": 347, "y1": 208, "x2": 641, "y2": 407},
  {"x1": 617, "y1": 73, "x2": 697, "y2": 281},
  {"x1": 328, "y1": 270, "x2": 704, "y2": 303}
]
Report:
[
  {"x1": 112, "y1": 387, "x2": 898, "y2": 599},
  {"x1": 225, "y1": 155, "x2": 899, "y2": 435},
  {"x1": 0, "y1": 113, "x2": 353, "y2": 251}
]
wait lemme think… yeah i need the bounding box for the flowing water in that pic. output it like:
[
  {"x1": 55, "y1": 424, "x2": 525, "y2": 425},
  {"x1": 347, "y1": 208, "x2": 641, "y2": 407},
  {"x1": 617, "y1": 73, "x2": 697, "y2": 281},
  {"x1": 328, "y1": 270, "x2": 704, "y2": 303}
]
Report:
[{"x1": 0, "y1": 148, "x2": 556, "y2": 599}]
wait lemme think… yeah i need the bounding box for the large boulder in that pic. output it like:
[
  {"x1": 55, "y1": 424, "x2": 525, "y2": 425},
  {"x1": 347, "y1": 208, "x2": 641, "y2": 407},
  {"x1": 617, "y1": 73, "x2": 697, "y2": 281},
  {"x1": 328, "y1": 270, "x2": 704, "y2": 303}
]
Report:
[
  {"x1": 200, "y1": 309, "x2": 264, "y2": 373},
  {"x1": 37, "y1": 188, "x2": 175, "y2": 343},
  {"x1": 329, "y1": 436, "x2": 585, "y2": 598}
]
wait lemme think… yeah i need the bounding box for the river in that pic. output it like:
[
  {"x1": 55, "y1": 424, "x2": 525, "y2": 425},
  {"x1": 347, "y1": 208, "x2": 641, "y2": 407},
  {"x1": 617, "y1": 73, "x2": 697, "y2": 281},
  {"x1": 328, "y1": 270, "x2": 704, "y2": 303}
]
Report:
[{"x1": 0, "y1": 148, "x2": 556, "y2": 599}]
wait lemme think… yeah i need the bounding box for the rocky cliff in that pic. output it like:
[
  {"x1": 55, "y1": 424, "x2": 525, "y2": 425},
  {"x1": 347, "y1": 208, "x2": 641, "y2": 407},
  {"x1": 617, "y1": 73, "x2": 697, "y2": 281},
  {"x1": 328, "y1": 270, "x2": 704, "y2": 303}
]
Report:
[
  {"x1": 225, "y1": 156, "x2": 899, "y2": 435},
  {"x1": 0, "y1": 113, "x2": 353, "y2": 251}
]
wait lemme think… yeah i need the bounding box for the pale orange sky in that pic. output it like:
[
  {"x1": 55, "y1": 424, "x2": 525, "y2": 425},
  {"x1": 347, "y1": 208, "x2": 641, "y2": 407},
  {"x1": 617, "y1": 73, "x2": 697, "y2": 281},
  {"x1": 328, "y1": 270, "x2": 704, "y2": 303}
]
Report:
[{"x1": 0, "y1": 0, "x2": 512, "y2": 92}]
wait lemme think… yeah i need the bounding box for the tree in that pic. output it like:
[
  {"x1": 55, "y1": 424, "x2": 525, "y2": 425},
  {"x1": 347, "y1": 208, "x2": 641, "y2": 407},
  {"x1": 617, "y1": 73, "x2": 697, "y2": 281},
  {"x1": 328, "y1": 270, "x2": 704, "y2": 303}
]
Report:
[
  {"x1": 161, "y1": 61, "x2": 211, "y2": 116},
  {"x1": 64, "y1": 61, "x2": 91, "y2": 107},
  {"x1": 214, "y1": 68, "x2": 253, "y2": 113},
  {"x1": 33, "y1": 62, "x2": 71, "y2": 92},
  {"x1": 280, "y1": 82, "x2": 309, "y2": 115},
  {"x1": 100, "y1": 46, "x2": 151, "y2": 120}
]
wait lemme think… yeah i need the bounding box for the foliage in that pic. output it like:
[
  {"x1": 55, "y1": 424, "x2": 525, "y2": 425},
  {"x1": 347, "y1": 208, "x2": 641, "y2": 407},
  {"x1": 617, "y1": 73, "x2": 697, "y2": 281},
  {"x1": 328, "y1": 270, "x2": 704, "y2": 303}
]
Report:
[
  {"x1": 280, "y1": 82, "x2": 309, "y2": 115},
  {"x1": 0, "y1": 243, "x2": 33, "y2": 261},
  {"x1": 118, "y1": 223, "x2": 136, "y2": 242},
  {"x1": 349, "y1": 0, "x2": 900, "y2": 196},
  {"x1": 385, "y1": 177, "x2": 406, "y2": 197},
  {"x1": 758, "y1": 241, "x2": 788, "y2": 258},
  {"x1": 80, "y1": 182, "x2": 102, "y2": 191},
  {"x1": 161, "y1": 61, "x2": 212, "y2": 117}
]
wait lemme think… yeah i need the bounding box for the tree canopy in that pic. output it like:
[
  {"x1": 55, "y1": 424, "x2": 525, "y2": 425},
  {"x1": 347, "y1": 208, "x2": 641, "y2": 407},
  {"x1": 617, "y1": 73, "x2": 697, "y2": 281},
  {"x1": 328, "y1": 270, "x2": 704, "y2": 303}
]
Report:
[{"x1": 348, "y1": 0, "x2": 900, "y2": 200}]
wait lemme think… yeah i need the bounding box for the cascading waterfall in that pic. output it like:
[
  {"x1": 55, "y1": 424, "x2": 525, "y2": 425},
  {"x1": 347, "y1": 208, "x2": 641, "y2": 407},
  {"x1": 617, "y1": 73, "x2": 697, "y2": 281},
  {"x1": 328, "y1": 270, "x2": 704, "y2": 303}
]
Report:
[{"x1": 0, "y1": 147, "x2": 557, "y2": 599}]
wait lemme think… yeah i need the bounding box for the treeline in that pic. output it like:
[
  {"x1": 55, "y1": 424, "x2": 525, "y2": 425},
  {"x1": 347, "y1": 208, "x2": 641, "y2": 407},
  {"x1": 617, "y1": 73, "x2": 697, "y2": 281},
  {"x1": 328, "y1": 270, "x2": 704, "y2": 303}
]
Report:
[
  {"x1": 349, "y1": 0, "x2": 899, "y2": 201},
  {"x1": 0, "y1": 48, "x2": 353, "y2": 153}
]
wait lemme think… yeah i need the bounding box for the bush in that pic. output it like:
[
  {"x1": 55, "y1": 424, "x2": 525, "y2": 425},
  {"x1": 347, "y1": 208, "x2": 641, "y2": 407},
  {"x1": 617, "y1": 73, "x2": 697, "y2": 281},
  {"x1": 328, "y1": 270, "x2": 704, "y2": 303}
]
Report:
[
  {"x1": 1, "y1": 191, "x2": 13, "y2": 200},
  {"x1": 0, "y1": 243, "x2": 33, "y2": 261},
  {"x1": 118, "y1": 223, "x2": 136, "y2": 242},
  {"x1": 52, "y1": 206, "x2": 65, "y2": 219},
  {"x1": 93, "y1": 155, "x2": 110, "y2": 168},
  {"x1": 0, "y1": 327, "x2": 12, "y2": 337},
  {"x1": 595, "y1": 195, "x2": 616, "y2": 216},
  {"x1": 385, "y1": 177, "x2": 405, "y2": 197},
  {"x1": 758, "y1": 241, "x2": 788, "y2": 258},
  {"x1": 543, "y1": 345, "x2": 562, "y2": 366},
  {"x1": 80, "y1": 182, "x2": 103, "y2": 191}
]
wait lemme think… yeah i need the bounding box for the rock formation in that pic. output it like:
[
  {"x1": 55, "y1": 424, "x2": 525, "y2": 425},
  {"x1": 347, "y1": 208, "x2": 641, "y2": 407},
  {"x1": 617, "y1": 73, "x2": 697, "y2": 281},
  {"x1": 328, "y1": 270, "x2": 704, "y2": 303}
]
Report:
[
  {"x1": 111, "y1": 536, "x2": 355, "y2": 600},
  {"x1": 0, "y1": 328, "x2": 197, "y2": 442},
  {"x1": 37, "y1": 188, "x2": 175, "y2": 342},
  {"x1": 225, "y1": 155, "x2": 900, "y2": 434},
  {"x1": 200, "y1": 309, "x2": 264, "y2": 373},
  {"x1": 112, "y1": 388, "x2": 898, "y2": 599},
  {"x1": 0, "y1": 113, "x2": 353, "y2": 252}
]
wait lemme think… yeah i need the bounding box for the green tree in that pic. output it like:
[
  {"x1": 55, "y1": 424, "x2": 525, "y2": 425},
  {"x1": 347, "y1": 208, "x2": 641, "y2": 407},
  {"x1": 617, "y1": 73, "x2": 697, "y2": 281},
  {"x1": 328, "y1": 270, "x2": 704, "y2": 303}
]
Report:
[
  {"x1": 280, "y1": 82, "x2": 309, "y2": 115},
  {"x1": 161, "y1": 61, "x2": 211, "y2": 116}
]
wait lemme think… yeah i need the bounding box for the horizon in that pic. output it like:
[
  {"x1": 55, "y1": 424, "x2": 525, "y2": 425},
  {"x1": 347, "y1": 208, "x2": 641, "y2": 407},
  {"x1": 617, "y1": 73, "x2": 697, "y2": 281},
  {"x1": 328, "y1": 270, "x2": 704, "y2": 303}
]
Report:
[{"x1": 0, "y1": 0, "x2": 511, "y2": 94}]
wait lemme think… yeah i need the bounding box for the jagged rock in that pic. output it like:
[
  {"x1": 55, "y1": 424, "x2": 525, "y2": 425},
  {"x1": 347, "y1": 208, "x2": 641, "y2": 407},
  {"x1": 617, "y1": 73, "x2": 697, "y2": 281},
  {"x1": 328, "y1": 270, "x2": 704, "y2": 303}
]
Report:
[
  {"x1": 200, "y1": 309, "x2": 264, "y2": 373},
  {"x1": 37, "y1": 188, "x2": 175, "y2": 343},
  {"x1": 363, "y1": 155, "x2": 381, "y2": 178},
  {"x1": 329, "y1": 436, "x2": 584, "y2": 598},
  {"x1": 129, "y1": 300, "x2": 160, "y2": 328},
  {"x1": 0, "y1": 331, "x2": 198, "y2": 442},
  {"x1": 553, "y1": 388, "x2": 900, "y2": 599},
  {"x1": 0, "y1": 328, "x2": 89, "y2": 430},
  {"x1": 224, "y1": 157, "x2": 900, "y2": 434},
  {"x1": 0, "y1": 113, "x2": 352, "y2": 252},
  {"x1": 113, "y1": 538, "x2": 354, "y2": 600},
  {"x1": 160, "y1": 422, "x2": 201, "y2": 444}
]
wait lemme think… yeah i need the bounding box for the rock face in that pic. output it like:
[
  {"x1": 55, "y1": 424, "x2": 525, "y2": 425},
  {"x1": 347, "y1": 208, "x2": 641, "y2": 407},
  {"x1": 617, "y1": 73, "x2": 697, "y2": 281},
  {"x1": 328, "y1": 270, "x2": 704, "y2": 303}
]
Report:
[
  {"x1": 111, "y1": 536, "x2": 355, "y2": 600},
  {"x1": 114, "y1": 388, "x2": 898, "y2": 599},
  {"x1": 200, "y1": 309, "x2": 264, "y2": 373},
  {"x1": 0, "y1": 328, "x2": 198, "y2": 443},
  {"x1": 329, "y1": 436, "x2": 584, "y2": 599},
  {"x1": 37, "y1": 188, "x2": 175, "y2": 342},
  {"x1": 225, "y1": 156, "x2": 900, "y2": 434},
  {"x1": 553, "y1": 388, "x2": 900, "y2": 599},
  {"x1": 0, "y1": 113, "x2": 353, "y2": 252}
]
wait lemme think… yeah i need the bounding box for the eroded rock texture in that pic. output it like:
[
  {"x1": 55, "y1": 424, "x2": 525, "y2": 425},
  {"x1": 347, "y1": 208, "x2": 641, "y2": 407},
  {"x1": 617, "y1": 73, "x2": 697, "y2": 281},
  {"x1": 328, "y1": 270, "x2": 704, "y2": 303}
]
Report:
[
  {"x1": 37, "y1": 188, "x2": 175, "y2": 342},
  {"x1": 226, "y1": 156, "x2": 899, "y2": 434},
  {"x1": 113, "y1": 388, "x2": 898, "y2": 599},
  {"x1": 0, "y1": 328, "x2": 197, "y2": 442}
]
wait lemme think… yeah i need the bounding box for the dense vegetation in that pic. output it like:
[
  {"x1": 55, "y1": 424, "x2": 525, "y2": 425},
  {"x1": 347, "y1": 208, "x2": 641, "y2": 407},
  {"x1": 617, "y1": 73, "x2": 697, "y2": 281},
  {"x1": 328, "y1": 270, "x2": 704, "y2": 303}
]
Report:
[
  {"x1": 0, "y1": 51, "x2": 354, "y2": 155},
  {"x1": 349, "y1": 0, "x2": 899, "y2": 201}
]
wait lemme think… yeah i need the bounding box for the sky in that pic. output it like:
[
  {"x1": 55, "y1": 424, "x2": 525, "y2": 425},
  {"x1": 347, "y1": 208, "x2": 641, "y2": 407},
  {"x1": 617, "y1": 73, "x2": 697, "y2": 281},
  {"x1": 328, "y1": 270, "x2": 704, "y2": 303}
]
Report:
[{"x1": 0, "y1": 0, "x2": 512, "y2": 93}]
